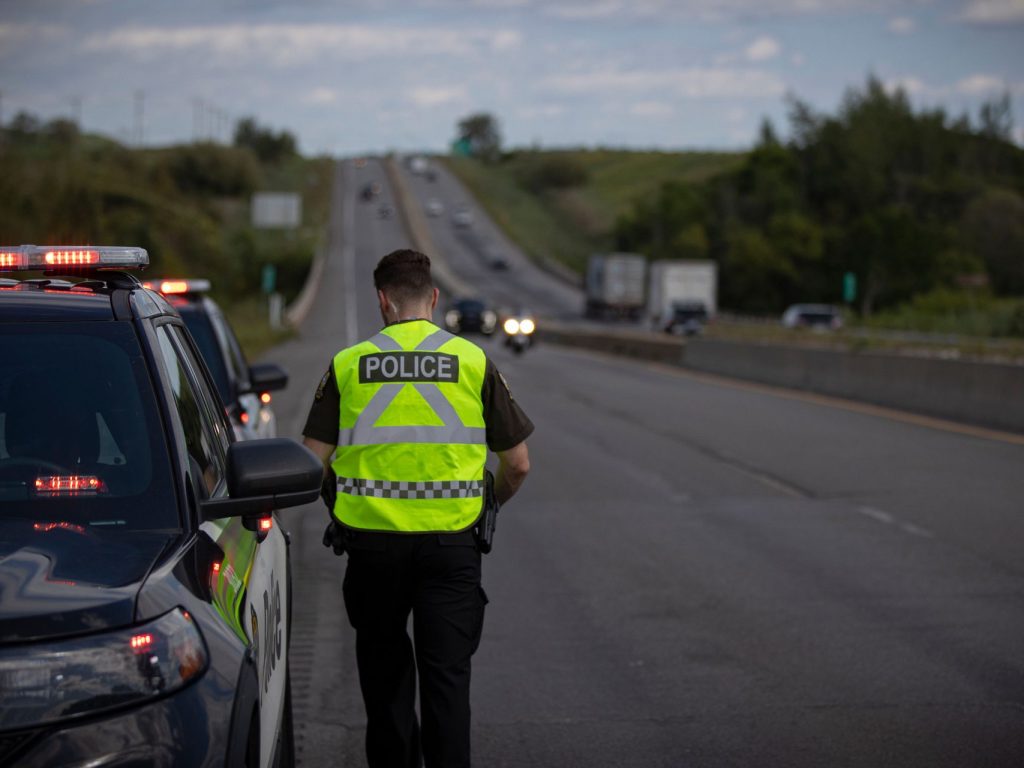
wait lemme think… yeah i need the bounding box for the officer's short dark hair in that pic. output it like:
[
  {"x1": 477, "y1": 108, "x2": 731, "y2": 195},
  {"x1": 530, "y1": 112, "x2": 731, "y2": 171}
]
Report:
[{"x1": 374, "y1": 249, "x2": 434, "y2": 305}]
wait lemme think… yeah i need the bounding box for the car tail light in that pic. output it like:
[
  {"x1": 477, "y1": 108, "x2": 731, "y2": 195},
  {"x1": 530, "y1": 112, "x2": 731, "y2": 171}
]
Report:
[
  {"x1": 260, "y1": 392, "x2": 272, "y2": 405},
  {"x1": 0, "y1": 608, "x2": 208, "y2": 731},
  {"x1": 258, "y1": 517, "x2": 273, "y2": 533}
]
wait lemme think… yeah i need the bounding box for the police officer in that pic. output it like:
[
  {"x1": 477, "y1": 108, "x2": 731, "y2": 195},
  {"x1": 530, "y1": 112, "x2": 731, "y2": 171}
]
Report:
[{"x1": 302, "y1": 249, "x2": 533, "y2": 768}]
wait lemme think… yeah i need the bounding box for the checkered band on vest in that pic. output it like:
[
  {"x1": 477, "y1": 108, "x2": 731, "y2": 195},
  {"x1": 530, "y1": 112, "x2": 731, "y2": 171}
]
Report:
[{"x1": 337, "y1": 477, "x2": 485, "y2": 500}]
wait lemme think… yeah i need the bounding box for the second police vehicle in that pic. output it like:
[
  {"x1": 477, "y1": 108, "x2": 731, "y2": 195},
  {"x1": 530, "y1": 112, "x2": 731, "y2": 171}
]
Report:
[{"x1": 0, "y1": 245, "x2": 324, "y2": 767}]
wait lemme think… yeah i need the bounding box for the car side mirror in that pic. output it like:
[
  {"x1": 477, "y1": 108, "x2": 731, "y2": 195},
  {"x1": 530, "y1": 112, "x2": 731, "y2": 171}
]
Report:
[
  {"x1": 200, "y1": 439, "x2": 323, "y2": 523},
  {"x1": 243, "y1": 363, "x2": 288, "y2": 395}
]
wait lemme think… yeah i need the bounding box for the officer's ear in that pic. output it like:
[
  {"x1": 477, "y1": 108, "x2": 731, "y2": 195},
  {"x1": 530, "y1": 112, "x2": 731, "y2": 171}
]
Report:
[
  {"x1": 429, "y1": 287, "x2": 439, "y2": 311},
  {"x1": 377, "y1": 289, "x2": 390, "y2": 314}
]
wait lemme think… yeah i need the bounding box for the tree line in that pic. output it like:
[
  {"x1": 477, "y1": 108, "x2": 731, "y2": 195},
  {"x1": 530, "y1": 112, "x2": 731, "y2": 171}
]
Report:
[{"x1": 614, "y1": 77, "x2": 1024, "y2": 320}]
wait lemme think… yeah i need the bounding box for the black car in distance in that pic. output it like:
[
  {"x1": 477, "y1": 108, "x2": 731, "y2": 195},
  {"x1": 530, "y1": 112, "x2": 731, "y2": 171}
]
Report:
[{"x1": 444, "y1": 297, "x2": 498, "y2": 336}]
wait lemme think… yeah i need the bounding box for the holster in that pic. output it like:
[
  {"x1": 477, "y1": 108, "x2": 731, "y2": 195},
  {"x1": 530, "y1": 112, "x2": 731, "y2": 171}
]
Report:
[{"x1": 474, "y1": 469, "x2": 500, "y2": 554}]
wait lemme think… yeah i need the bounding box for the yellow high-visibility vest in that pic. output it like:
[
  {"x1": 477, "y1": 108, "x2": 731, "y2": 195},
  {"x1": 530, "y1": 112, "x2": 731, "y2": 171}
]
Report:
[{"x1": 330, "y1": 320, "x2": 488, "y2": 532}]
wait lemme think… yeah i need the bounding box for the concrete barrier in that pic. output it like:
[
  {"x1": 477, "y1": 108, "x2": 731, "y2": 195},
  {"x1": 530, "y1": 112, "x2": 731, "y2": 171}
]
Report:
[
  {"x1": 537, "y1": 323, "x2": 1024, "y2": 433},
  {"x1": 682, "y1": 339, "x2": 1024, "y2": 433},
  {"x1": 538, "y1": 322, "x2": 684, "y2": 366}
]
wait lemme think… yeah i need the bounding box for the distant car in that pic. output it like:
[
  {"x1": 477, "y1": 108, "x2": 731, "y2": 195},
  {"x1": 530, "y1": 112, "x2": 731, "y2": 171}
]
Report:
[
  {"x1": 425, "y1": 198, "x2": 444, "y2": 217},
  {"x1": 664, "y1": 302, "x2": 709, "y2": 336},
  {"x1": 444, "y1": 298, "x2": 497, "y2": 336},
  {"x1": 489, "y1": 256, "x2": 509, "y2": 271},
  {"x1": 145, "y1": 279, "x2": 288, "y2": 441},
  {"x1": 408, "y1": 156, "x2": 428, "y2": 175},
  {"x1": 782, "y1": 304, "x2": 843, "y2": 330},
  {"x1": 452, "y1": 208, "x2": 474, "y2": 228},
  {"x1": 378, "y1": 203, "x2": 393, "y2": 219},
  {"x1": 425, "y1": 168, "x2": 438, "y2": 182},
  {"x1": 361, "y1": 182, "x2": 381, "y2": 201}
]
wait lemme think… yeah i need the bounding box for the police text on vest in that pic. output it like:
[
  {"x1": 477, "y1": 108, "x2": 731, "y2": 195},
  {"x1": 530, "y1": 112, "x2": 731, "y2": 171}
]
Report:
[{"x1": 360, "y1": 352, "x2": 460, "y2": 384}]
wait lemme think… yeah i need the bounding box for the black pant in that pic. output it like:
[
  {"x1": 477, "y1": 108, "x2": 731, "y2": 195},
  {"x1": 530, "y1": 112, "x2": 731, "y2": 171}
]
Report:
[{"x1": 342, "y1": 530, "x2": 487, "y2": 768}]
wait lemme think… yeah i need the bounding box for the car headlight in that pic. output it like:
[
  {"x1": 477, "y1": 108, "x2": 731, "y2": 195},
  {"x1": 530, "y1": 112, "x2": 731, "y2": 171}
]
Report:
[
  {"x1": 519, "y1": 318, "x2": 535, "y2": 335},
  {"x1": 503, "y1": 318, "x2": 520, "y2": 335},
  {"x1": 0, "y1": 608, "x2": 208, "y2": 731},
  {"x1": 445, "y1": 310, "x2": 461, "y2": 329},
  {"x1": 482, "y1": 310, "x2": 497, "y2": 331}
]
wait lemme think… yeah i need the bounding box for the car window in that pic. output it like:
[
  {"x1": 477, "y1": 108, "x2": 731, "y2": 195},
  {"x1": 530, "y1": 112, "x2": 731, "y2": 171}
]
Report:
[
  {"x1": 208, "y1": 305, "x2": 251, "y2": 392},
  {"x1": 178, "y1": 307, "x2": 233, "y2": 405},
  {"x1": 0, "y1": 322, "x2": 178, "y2": 529},
  {"x1": 168, "y1": 325, "x2": 232, "y2": 457},
  {"x1": 155, "y1": 325, "x2": 225, "y2": 497}
]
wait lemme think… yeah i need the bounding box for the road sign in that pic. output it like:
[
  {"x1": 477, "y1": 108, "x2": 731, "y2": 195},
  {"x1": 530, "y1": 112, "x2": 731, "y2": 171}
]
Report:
[
  {"x1": 252, "y1": 192, "x2": 301, "y2": 229},
  {"x1": 261, "y1": 264, "x2": 277, "y2": 295},
  {"x1": 843, "y1": 272, "x2": 857, "y2": 303}
]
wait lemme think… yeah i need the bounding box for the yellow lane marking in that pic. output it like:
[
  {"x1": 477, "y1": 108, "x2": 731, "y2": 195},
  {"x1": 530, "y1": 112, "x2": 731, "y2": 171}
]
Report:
[{"x1": 555, "y1": 345, "x2": 1024, "y2": 447}]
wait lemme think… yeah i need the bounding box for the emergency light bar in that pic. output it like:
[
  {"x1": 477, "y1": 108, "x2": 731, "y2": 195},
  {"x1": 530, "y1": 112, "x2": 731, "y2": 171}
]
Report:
[
  {"x1": 142, "y1": 278, "x2": 211, "y2": 295},
  {"x1": 0, "y1": 245, "x2": 148, "y2": 272}
]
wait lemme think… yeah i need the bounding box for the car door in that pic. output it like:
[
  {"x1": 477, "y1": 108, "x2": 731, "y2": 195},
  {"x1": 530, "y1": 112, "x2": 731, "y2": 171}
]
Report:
[{"x1": 158, "y1": 324, "x2": 289, "y2": 768}]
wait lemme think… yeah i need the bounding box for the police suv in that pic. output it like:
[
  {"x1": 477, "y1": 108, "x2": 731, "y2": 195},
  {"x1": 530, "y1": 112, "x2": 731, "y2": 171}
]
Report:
[
  {"x1": 0, "y1": 246, "x2": 323, "y2": 767},
  {"x1": 143, "y1": 279, "x2": 287, "y2": 441}
]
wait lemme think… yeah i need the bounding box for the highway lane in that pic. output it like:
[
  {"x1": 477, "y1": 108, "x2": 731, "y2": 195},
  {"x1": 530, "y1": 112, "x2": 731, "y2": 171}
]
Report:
[
  {"x1": 402, "y1": 158, "x2": 583, "y2": 320},
  {"x1": 272, "y1": 158, "x2": 1024, "y2": 767}
]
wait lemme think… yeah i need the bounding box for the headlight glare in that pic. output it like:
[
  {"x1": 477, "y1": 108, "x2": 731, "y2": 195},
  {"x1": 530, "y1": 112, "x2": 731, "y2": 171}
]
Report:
[
  {"x1": 0, "y1": 608, "x2": 208, "y2": 731},
  {"x1": 503, "y1": 318, "x2": 520, "y2": 335},
  {"x1": 519, "y1": 318, "x2": 536, "y2": 335}
]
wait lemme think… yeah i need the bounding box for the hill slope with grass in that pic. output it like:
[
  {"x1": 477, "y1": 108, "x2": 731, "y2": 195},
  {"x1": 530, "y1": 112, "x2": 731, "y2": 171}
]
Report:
[
  {"x1": 443, "y1": 149, "x2": 743, "y2": 274},
  {"x1": 0, "y1": 116, "x2": 333, "y2": 356}
]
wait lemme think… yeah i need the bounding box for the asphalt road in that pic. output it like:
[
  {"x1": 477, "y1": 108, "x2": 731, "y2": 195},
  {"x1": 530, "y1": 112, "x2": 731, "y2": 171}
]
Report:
[{"x1": 272, "y1": 159, "x2": 1024, "y2": 767}]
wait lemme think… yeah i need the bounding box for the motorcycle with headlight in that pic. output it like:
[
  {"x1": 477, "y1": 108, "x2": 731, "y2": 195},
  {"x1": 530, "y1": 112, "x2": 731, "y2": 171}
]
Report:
[{"x1": 502, "y1": 315, "x2": 536, "y2": 355}]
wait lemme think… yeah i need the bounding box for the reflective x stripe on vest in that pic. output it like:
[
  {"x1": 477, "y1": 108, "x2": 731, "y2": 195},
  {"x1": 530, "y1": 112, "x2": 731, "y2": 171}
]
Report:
[
  {"x1": 336, "y1": 328, "x2": 486, "y2": 447},
  {"x1": 330, "y1": 321, "x2": 488, "y2": 533}
]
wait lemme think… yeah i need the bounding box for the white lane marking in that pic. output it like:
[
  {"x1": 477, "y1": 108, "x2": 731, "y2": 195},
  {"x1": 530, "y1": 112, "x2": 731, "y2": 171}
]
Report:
[
  {"x1": 341, "y1": 160, "x2": 357, "y2": 347},
  {"x1": 900, "y1": 522, "x2": 935, "y2": 539},
  {"x1": 856, "y1": 505, "x2": 935, "y2": 539},
  {"x1": 858, "y1": 506, "x2": 895, "y2": 525}
]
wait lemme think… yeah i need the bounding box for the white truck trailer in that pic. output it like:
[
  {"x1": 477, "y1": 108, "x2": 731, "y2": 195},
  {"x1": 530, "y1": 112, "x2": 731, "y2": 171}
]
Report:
[
  {"x1": 584, "y1": 253, "x2": 647, "y2": 320},
  {"x1": 646, "y1": 260, "x2": 718, "y2": 328}
]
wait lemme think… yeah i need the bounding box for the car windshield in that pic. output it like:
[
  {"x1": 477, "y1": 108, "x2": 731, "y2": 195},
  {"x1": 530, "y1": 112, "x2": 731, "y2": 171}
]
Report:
[
  {"x1": 0, "y1": 322, "x2": 179, "y2": 530},
  {"x1": 457, "y1": 300, "x2": 486, "y2": 314},
  {"x1": 179, "y1": 306, "x2": 232, "y2": 404}
]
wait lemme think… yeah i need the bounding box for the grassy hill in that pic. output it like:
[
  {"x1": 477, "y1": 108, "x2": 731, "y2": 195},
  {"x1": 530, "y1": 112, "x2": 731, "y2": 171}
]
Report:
[
  {"x1": 443, "y1": 149, "x2": 743, "y2": 274},
  {"x1": 0, "y1": 118, "x2": 333, "y2": 356}
]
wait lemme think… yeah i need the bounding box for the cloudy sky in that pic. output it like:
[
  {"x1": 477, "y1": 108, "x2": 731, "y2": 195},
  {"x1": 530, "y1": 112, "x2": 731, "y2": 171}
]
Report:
[{"x1": 1, "y1": 0, "x2": 1022, "y2": 154}]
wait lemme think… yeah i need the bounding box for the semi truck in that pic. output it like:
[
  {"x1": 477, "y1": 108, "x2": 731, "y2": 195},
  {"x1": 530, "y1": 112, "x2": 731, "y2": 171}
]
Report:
[
  {"x1": 646, "y1": 260, "x2": 717, "y2": 325},
  {"x1": 584, "y1": 253, "x2": 646, "y2": 319}
]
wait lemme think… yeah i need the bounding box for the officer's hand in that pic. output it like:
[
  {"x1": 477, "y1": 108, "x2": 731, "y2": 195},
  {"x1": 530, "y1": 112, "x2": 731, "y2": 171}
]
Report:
[{"x1": 322, "y1": 521, "x2": 346, "y2": 556}]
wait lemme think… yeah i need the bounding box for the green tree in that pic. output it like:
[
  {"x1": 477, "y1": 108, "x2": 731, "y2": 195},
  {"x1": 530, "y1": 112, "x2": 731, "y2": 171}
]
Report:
[
  {"x1": 455, "y1": 113, "x2": 502, "y2": 163},
  {"x1": 233, "y1": 117, "x2": 297, "y2": 164}
]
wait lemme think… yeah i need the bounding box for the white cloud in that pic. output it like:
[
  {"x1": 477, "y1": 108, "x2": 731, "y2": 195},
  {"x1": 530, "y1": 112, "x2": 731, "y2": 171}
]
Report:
[
  {"x1": 885, "y1": 76, "x2": 929, "y2": 96},
  {"x1": 409, "y1": 85, "x2": 468, "y2": 107},
  {"x1": 959, "y1": 0, "x2": 1024, "y2": 24},
  {"x1": 629, "y1": 101, "x2": 674, "y2": 117},
  {"x1": 0, "y1": 22, "x2": 67, "y2": 51},
  {"x1": 745, "y1": 36, "x2": 781, "y2": 62},
  {"x1": 887, "y1": 16, "x2": 916, "y2": 34},
  {"x1": 955, "y1": 74, "x2": 1006, "y2": 95},
  {"x1": 303, "y1": 87, "x2": 338, "y2": 105},
  {"x1": 544, "y1": 1, "x2": 627, "y2": 19},
  {"x1": 81, "y1": 23, "x2": 521, "y2": 64},
  {"x1": 544, "y1": 67, "x2": 786, "y2": 99}
]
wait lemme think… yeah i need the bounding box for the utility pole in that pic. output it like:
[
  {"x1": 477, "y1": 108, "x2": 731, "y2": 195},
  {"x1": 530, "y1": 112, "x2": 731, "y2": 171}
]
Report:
[{"x1": 133, "y1": 90, "x2": 144, "y2": 146}]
